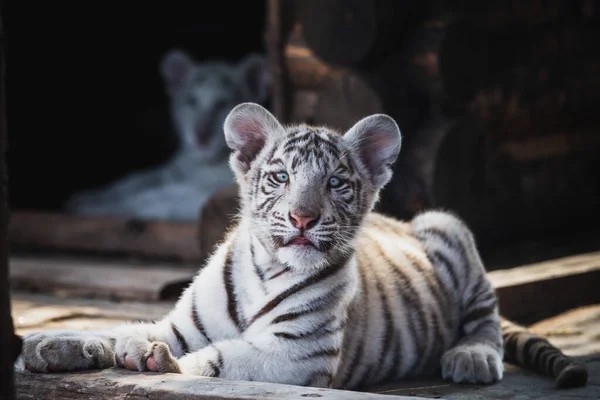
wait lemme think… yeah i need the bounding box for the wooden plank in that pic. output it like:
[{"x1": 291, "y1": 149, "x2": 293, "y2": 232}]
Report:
[
  {"x1": 196, "y1": 185, "x2": 238, "y2": 264},
  {"x1": 9, "y1": 256, "x2": 195, "y2": 302},
  {"x1": 529, "y1": 304, "x2": 600, "y2": 358},
  {"x1": 488, "y1": 251, "x2": 600, "y2": 323},
  {"x1": 13, "y1": 287, "x2": 600, "y2": 399},
  {"x1": 11, "y1": 291, "x2": 175, "y2": 335},
  {"x1": 8, "y1": 211, "x2": 203, "y2": 263},
  {"x1": 15, "y1": 369, "x2": 428, "y2": 400},
  {"x1": 370, "y1": 355, "x2": 600, "y2": 399},
  {"x1": 11, "y1": 291, "x2": 176, "y2": 337}
]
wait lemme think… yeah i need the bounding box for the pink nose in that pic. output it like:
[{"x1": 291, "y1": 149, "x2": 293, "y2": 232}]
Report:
[{"x1": 289, "y1": 211, "x2": 320, "y2": 230}]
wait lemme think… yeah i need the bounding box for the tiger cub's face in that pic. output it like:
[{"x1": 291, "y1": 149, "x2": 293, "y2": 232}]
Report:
[
  {"x1": 224, "y1": 103, "x2": 402, "y2": 272},
  {"x1": 160, "y1": 50, "x2": 271, "y2": 162}
]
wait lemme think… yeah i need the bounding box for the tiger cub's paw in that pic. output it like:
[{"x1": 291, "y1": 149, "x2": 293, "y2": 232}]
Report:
[
  {"x1": 115, "y1": 336, "x2": 181, "y2": 373},
  {"x1": 441, "y1": 344, "x2": 503, "y2": 384},
  {"x1": 16, "y1": 332, "x2": 115, "y2": 373},
  {"x1": 147, "y1": 342, "x2": 181, "y2": 373}
]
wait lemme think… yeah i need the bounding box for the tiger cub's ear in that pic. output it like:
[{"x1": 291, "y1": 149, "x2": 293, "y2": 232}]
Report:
[
  {"x1": 160, "y1": 49, "x2": 194, "y2": 96},
  {"x1": 343, "y1": 114, "x2": 402, "y2": 190},
  {"x1": 224, "y1": 102, "x2": 285, "y2": 175}
]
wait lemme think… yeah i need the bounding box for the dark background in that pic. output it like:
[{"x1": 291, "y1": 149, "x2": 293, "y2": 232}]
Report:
[{"x1": 5, "y1": 2, "x2": 267, "y2": 211}]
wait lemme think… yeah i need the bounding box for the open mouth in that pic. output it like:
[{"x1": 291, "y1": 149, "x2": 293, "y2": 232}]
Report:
[
  {"x1": 195, "y1": 130, "x2": 211, "y2": 147},
  {"x1": 286, "y1": 236, "x2": 315, "y2": 248}
]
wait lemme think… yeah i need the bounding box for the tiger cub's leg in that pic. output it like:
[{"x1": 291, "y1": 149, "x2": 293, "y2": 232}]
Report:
[
  {"x1": 16, "y1": 320, "x2": 183, "y2": 373},
  {"x1": 412, "y1": 210, "x2": 504, "y2": 384},
  {"x1": 143, "y1": 337, "x2": 340, "y2": 388}
]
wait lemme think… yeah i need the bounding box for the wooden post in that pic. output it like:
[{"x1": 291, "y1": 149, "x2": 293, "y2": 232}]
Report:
[
  {"x1": 266, "y1": 0, "x2": 291, "y2": 122},
  {"x1": 0, "y1": 3, "x2": 18, "y2": 399}
]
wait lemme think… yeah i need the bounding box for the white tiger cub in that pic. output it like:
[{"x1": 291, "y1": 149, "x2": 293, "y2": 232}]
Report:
[
  {"x1": 17, "y1": 103, "x2": 588, "y2": 390},
  {"x1": 65, "y1": 50, "x2": 270, "y2": 221}
]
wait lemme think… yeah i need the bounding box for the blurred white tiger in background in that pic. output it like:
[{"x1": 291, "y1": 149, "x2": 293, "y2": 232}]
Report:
[
  {"x1": 19, "y1": 104, "x2": 587, "y2": 390},
  {"x1": 65, "y1": 50, "x2": 271, "y2": 221}
]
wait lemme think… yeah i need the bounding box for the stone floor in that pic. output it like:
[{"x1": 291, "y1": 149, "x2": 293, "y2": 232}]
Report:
[{"x1": 11, "y1": 290, "x2": 600, "y2": 399}]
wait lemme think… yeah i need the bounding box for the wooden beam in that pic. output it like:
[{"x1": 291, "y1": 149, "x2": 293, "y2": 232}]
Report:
[
  {"x1": 488, "y1": 251, "x2": 600, "y2": 324},
  {"x1": 15, "y1": 369, "x2": 424, "y2": 400},
  {"x1": 11, "y1": 291, "x2": 176, "y2": 336},
  {"x1": 9, "y1": 256, "x2": 195, "y2": 302},
  {"x1": 266, "y1": 0, "x2": 291, "y2": 122},
  {"x1": 8, "y1": 211, "x2": 202, "y2": 263}
]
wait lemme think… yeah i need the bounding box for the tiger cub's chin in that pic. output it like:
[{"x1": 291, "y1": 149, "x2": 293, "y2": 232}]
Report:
[{"x1": 276, "y1": 244, "x2": 329, "y2": 273}]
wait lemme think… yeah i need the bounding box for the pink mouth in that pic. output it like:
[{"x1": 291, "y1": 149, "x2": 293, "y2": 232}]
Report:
[
  {"x1": 195, "y1": 131, "x2": 211, "y2": 147},
  {"x1": 287, "y1": 236, "x2": 314, "y2": 247}
]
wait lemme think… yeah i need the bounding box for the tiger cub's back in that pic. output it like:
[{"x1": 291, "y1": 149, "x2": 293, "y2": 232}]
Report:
[{"x1": 335, "y1": 212, "x2": 463, "y2": 388}]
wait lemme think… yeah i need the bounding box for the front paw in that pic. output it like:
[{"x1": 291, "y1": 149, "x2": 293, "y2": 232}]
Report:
[
  {"x1": 441, "y1": 344, "x2": 503, "y2": 384},
  {"x1": 115, "y1": 337, "x2": 181, "y2": 374},
  {"x1": 115, "y1": 336, "x2": 153, "y2": 371},
  {"x1": 147, "y1": 342, "x2": 181, "y2": 373},
  {"x1": 177, "y1": 345, "x2": 223, "y2": 377},
  {"x1": 16, "y1": 332, "x2": 115, "y2": 373}
]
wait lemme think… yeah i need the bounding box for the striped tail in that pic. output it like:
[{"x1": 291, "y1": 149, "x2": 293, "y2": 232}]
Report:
[{"x1": 501, "y1": 317, "x2": 588, "y2": 388}]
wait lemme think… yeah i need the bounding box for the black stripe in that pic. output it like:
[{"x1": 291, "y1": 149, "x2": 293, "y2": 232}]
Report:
[
  {"x1": 268, "y1": 157, "x2": 284, "y2": 166},
  {"x1": 532, "y1": 341, "x2": 547, "y2": 370},
  {"x1": 461, "y1": 304, "x2": 496, "y2": 328},
  {"x1": 431, "y1": 250, "x2": 460, "y2": 291},
  {"x1": 191, "y1": 287, "x2": 212, "y2": 343},
  {"x1": 464, "y1": 277, "x2": 487, "y2": 310},
  {"x1": 272, "y1": 309, "x2": 314, "y2": 324},
  {"x1": 274, "y1": 324, "x2": 343, "y2": 341},
  {"x1": 248, "y1": 255, "x2": 349, "y2": 326},
  {"x1": 398, "y1": 249, "x2": 452, "y2": 360},
  {"x1": 273, "y1": 316, "x2": 340, "y2": 340},
  {"x1": 382, "y1": 340, "x2": 402, "y2": 382},
  {"x1": 252, "y1": 170, "x2": 264, "y2": 204},
  {"x1": 250, "y1": 241, "x2": 267, "y2": 288},
  {"x1": 272, "y1": 283, "x2": 347, "y2": 325},
  {"x1": 297, "y1": 348, "x2": 340, "y2": 361},
  {"x1": 223, "y1": 249, "x2": 243, "y2": 329},
  {"x1": 503, "y1": 332, "x2": 520, "y2": 363},
  {"x1": 418, "y1": 227, "x2": 468, "y2": 259},
  {"x1": 207, "y1": 347, "x2": 224, "y2": 377},
  {"x1": 540, "y1": 347, "x2": 555, "y2": 374},
  {"x1": 171, "y1": 322, "x2": 189, "y2": 354},
  {"x1": 405, "y1": 252, "x2": 453, "y2": 333},
  {"x1": 207, "y1": 360, "x2": 221, "y2": 377},
  {"x1": 548, "y1": 353, "x2": 561, "y2": 376},
  {"x1": 354, "y1": 179, "x2": 364, "y2": 216},
  {"x1": 522, "y1": 337, "x2": 548, "y2": 369},
  {"x1": 341, "y1": 265, "x2": 369, "y2": 388},
  {"x1": 266, "y1": 266, "x2": 290, "y2": 281},
  {"x1": 368, "y1": 278, "x2": 394, "y2": 382}
]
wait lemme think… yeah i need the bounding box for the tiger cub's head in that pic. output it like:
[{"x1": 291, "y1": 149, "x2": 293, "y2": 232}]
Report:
[
  {"x1": 161, "y1": 50, "x2": 271, "y2": 162},
  {"x1": 224, "y1": 103, "x2": 402, "y2": 271}
]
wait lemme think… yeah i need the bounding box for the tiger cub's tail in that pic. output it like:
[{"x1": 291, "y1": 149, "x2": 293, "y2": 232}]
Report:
[{"x1": 501, "y1": 317, "x2": 588, "y2": 388}]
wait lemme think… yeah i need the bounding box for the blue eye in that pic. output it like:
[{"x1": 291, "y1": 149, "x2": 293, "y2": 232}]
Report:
[
  {"x1": 273, "y1": 171, "x2": 289, "y2": 183},
  {"x1": 329, "y1": 176, "x2": 343, "y2": 188}
]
